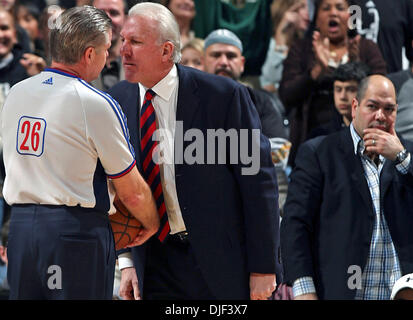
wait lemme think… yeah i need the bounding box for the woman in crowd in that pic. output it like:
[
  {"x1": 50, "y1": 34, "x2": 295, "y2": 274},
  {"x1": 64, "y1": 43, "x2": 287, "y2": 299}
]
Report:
[
  {"x1": 163, "y1": 0, "x2": 196, "y2": 47},
  {"x1": 279, "y1": 0, "x2": 386, "y2": 165},
  {"x1": 14, "y1": 1, "x2": 44, "y2": 57},
  {"x1": 260, "y1": 0, "x2": 310, "y2": 93},
  {"x1": 180, "y1": 37, "x2": 205, "y2": 71}
]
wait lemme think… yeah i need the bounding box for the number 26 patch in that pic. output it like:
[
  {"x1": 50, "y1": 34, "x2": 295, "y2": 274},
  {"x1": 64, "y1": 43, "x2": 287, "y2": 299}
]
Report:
[{"x1": 17, "y1": 116, "x2": 46, "y2": 156}]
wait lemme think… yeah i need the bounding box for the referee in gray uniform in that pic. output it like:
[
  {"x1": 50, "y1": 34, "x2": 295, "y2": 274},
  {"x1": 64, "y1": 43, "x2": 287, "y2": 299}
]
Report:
[{"x1": 1, "y1": 6, "x2": 159, "y2": 300}]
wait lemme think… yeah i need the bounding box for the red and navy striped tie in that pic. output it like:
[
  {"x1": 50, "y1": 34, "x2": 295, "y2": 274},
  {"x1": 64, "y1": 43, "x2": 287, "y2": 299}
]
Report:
[{"x1": 140, "y1": 89, "x2": 170, "y2": 242}]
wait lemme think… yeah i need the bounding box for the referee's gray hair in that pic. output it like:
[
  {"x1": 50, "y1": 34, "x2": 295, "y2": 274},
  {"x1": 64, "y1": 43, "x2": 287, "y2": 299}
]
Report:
[
  {"x1": 128, "y1": 2, "x2": 181, "y2": 63},
  {"x1": 50, "y1": 6, "x2": 112, "y2": 65}
]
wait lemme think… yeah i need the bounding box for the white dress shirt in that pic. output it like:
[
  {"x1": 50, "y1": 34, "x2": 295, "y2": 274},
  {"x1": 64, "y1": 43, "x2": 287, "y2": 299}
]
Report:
[{"x1": 118, "y1": 65, "x2": 187, "y2": 269}]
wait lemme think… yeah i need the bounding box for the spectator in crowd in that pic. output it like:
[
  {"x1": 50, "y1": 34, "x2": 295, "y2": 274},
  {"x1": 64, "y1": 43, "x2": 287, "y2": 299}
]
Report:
[
  {"x1": 309, "y1": 61, "x2": 369, "y2": 138},
  {"x1": 279, "y1": 0, "x2": 386, "y2": 166},
  {"x1": 204, "y1": 28, "x2": 288, "y2": 140},
  {"x1": 162, "y1": 0, "x2": 195, "y2": 47},
  {"x1": 0, "y1": 7, "x2": 28, "y2": 100},
  {"x1": 353, "y1": 0, "x2": 413, "y2": 74},
  {"x1": 14, "y1": 0, "x2": 45, "y2": 57},
  {"x1": 388, "y1": 61, "x2": 413, "y2": 142},
  {"x1": 1, "y1": 0, "x2": 31, "y2": 54},
  {"x1": 281, "y1": 75, "x2": 413, "y2": 300},
  {"x1": 91, "y1": 0, "x2": 127, "y2": 91},
  {"x1": 180, "y1": 37, "x2": 204, "y2": 71},
  {"x1": 0, "y1": 7, "x2": 45, "y2": 102},
  {"x1": 260, "y1": 0, "x2": 310, "y2": 93}
]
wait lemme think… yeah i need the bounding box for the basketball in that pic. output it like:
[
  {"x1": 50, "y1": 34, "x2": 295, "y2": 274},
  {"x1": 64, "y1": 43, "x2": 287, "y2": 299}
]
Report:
[{"x1": 109, "y1": 195, "x2": 143, "y2": 250}]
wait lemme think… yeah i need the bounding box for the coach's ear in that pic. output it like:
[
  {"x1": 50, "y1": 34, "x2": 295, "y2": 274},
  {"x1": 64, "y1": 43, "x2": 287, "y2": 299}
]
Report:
[{"x1": 161, "y1": 41, "x2": 174, "y2": 63}]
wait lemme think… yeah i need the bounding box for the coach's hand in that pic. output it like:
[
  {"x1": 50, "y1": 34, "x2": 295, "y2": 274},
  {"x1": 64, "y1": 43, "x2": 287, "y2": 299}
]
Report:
[
  {"x1": 119, "y1": 267, "x2": 141, "y2": 300},
  {"x1": 249, "y1": 273, "x2": 276, "y2": 300}
]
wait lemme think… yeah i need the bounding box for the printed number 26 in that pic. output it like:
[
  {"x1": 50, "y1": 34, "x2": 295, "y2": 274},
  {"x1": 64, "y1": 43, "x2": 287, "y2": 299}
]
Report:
[
  {"x1": 20, "y1": 120, "x2": 41, "y2": 151},
  {"x1": 17, "y1": 116, "x2": 46, "y2": 156}
]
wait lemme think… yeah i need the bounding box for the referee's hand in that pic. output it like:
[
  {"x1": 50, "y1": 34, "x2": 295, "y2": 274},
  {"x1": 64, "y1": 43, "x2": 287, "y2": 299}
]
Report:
[{"x1": 126, "y1": 228, "x2": 154, "y2": 248}]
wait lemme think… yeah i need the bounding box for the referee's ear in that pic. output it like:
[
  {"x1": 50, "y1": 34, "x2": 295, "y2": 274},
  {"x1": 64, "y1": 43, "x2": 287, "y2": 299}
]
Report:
[{"x1": 84, "y1": 46, "x2": 96, "y2": 65}]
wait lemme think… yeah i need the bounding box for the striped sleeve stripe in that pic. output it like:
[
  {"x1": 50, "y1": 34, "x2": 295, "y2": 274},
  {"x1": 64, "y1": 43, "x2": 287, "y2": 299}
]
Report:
[
  {"x1": 109, "y1": 97, "x2": 135, "y2": 157},
  {"x1": 107, "y1": 160, "x2": 136, "y2": 179},
  {"x1": 107, "y1": 96, "x2": 135, "y2": 156},
  {"x1": 77, "y1": 79, "x2": 135, "y2": 158}
]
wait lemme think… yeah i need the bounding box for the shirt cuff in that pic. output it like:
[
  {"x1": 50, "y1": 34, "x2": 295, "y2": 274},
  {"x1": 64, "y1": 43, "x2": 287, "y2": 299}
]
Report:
[
  {"x1": 118, "y1": 252, "x2": 134, "y2": 270},
  {"x1": 395, "y1": 152, "x2": 411, "y2": 174},
  {"x1": 292, "y1": 276, "x2": 316, "y2": 298}
]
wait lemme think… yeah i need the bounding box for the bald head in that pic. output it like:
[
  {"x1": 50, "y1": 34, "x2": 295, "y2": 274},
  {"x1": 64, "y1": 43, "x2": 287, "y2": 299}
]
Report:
[{"x1": 357, "y1": 75, "x2": 396, "y2": 103}]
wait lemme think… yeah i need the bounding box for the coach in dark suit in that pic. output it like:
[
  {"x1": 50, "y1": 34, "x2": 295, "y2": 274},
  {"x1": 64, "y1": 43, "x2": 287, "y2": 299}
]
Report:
[
  {"x1": 281, "y1": 75, "x2": 413, "y2": 300},
  {"x1": 108, "y1": 2, "x2": 282, "y2": 300}
]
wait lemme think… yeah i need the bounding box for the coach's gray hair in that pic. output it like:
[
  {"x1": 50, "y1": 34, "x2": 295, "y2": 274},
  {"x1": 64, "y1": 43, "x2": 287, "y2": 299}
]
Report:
[
  {"x1": 50, "y1": 6, "x2": 112, "y2": 65},
  {"x1": 129, "y1": 2, "x2": 181, "y2": 63}
]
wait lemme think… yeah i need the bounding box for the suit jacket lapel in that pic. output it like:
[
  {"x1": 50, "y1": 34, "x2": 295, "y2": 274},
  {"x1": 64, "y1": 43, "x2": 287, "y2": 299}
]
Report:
[
  {"x1": 380, "y1": 157, "x2": 394, "y2": 198},
  {"x1": 175, "y1": 65, "x2": 201, "y2": 130},
  {"x1": 124, "y1": 83, "x2": 141, "y2": 170},
  {"x1": 174, "y1": 65, "x2": 201, "y2": 174},
  {"x1": 340, "y1": 129, "x2": 375, "y2": 216}
]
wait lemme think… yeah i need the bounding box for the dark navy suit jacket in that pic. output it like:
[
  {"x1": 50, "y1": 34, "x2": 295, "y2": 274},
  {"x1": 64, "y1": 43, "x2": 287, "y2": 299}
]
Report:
[
  {"x1": 108, "y1": 65, "x2": 282, "y2": 299},
  {"x1": 281, "y1": 128, "x2": 413, "y2": 299}
]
